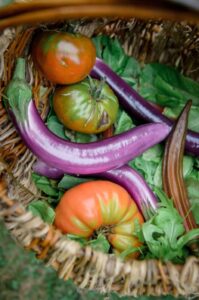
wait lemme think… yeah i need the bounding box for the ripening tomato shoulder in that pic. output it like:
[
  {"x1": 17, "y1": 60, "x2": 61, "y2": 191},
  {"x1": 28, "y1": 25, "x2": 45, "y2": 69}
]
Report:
[
  {"x1": 53, "y1": 79, "x2": 119, "y2": 134},
  {"x1": 31, "y1": 31, "x2": 96, "y2": 84},
  {"x1": 54, "y1": 180, "x2": 144, "y2": 258}
]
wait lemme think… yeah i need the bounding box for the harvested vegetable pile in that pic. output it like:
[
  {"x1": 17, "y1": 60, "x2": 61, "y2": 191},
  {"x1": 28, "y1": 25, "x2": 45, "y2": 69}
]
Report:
[{"x1": 4, "y1": 32, "x2": 199, "y2": 263}]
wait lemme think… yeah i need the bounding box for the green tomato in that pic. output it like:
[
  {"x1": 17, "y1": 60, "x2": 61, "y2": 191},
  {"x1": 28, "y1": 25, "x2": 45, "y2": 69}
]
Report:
[{"x1": 53, "y1": 78, "x2": 119, "y2": 134}]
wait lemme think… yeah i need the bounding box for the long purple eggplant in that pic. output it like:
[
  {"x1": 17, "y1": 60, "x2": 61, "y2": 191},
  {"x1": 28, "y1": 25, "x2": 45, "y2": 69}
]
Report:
[
  {"x1": 5, "y1": 58, "x2": 170, "y2": 176},
  {"x1": 91, "y1": 58, "x2": 199, "y2": 156},
  {"x1": 33, "y1": 159, "x2": 157, "y2": 219},
  {"x1": 100, "y1": 166, "x2": 157, "y2": 217}
]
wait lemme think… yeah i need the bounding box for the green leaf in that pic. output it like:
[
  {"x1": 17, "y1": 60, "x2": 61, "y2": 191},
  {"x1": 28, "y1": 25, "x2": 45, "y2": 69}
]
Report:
[
  {"x1": 28, "y1": 200, "x2": 55, "y2": 224},
  {"x1": 188, "y1": 169, "x2": 199, "y2": 181},
  {"x1": 104, "y1": 40, "x2": 127, "y2": 72},
  {"x1": 142, "y1": 144, "x2": 163, "y2": 163},
  {"x1": 194, "y1": 157, "x2": 199, "y2": 168},
  {"x1": 139, "y1": 64, "x2": 159, "y2": 102},
  {"x1": 75, "y1": 132, "x2": 98, "y2": 143},
  {"x1": 183, "y1": 156, "x2": 194, "y2": 178},
  {"x1": 177, "y1": 228, "x2": 199, "y2": 248},
  {"x1": 92, "y1": 35, "x2": 140, "y2": 86},
  {"x1": 139, "y1": 63, "x2": 199, "y2": 107},
  {"x1": 46, "y1": 94, "x2": 55, "y2": 119},
  {"x1": 140, "y1": 188, "x2": 198, "y2": 261},
  {"x1": 58, "y1": 175, "x2": 92, "y2": 190},
  {"x1": 119, "y1": 246, "x2": 143, "y2": 261},
  {"x1": 88, "y1": 234, "x2": 110, "y2": 253},
  {"x1": 129, "y1": 156, "x2": 158, "y2": 186},
  {"x1": 120, "y1": 56, "x2": 141, "y2": 80},
  {"x1": 114, "y1": 109, "x2": 135, "y2": 135},
  {"x1": 164, "y1": 105, "x2": 199, "y2": 132},
  {"x1": 64, "y1": 129, "x2": 98, "y2": 143},
  {"x1": 66, "y1": 234, "x2": 87, "y2": 246},
  {"x1": 46, "y1": 115, "x2": 67, "y2": 139},
  {"x1": 32, "y1": 173, "x2": 59, "y2": 197},
  {"x1": 67, "y1": 233, "x2": 110, "y2": 253},
  {"x1": 92, "y1": 35, "x2": 110, "y2": 59},
  {"x1": 153, "y1": 160, "x2": 163, "y2": 188},
  {"x1": 185, "y1": 178, "x2": 199, "y2": 224}
]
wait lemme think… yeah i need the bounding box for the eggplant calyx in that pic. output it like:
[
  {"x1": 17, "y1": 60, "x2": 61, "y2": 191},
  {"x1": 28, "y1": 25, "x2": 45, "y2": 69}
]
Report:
[{"x1": 5, "y1": 57, "x2": 32, "y2": 122}]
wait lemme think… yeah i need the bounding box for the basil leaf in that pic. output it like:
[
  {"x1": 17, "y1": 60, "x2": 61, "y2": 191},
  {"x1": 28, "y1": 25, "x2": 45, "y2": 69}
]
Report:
[
  {"x1": 64, "y1": 129, "x2": 98, "y2": 143},
  {"x1": 153, "y1": 160, "x2": 163, "y2": 188},
  {"x1": 92, "y1": 35, "x2": 110, "y2": 59},
  {"x1": 88, "y1": 234, "x2": 110, "y2": 253},
  {"x1": 186, "y1": 178, "x2": 199, "y2": 224},
  {"x1": 28, "y1": 200, "x2": 55, "y2": 224},
  {"x1": 58, "y1": 175, "x2": 92, "y2": 190},
  {"x1": 47, "y1": 115, "x2": 67, "y2": 139},
  {"x1": 66, "y1": 234, "x2": 87, "y2": 246},
  {"x1": 140, "y1": 189, "x2": 193, "y2": 261},
  {"x1": 32, "y1": 173, "x2": 59, "y2": 197},
  {"x1": 195, "y1": 158, "x2": 199, "y2": 168},
  {"x1": 119, "y1": 246, "x2": 143, "y2": 261},
  {"x1": 75, "y1": 132, "x2": 98, "y2": 143},
  {"x1": 67, "y1": 233, "x2": 110, "y2": 253},
  {"x1": 103, "y1": 38, "x2": 128, "y2": 73},
  {"x1": 142, "y1": 144, "x2": 163, "y2": 163},
  {"x1": 183, "y1": 156, "x2": 194, "y2": 178},
  {"x1": 164, "y1": 105, "x2": 199, "y2": 133},
  {"x1": 121, "y1": 56, "x2": 141, "y2": 80},
  {"x1": 92, "y1": 35, "x2": 140, "y2": 85},
  {"x1": 178, "y1": 228, "x2": 199, "y2": 248},
  {"x1": 114, "y1": 110, "x2": 135, "y2": 135},
  {"x1": 129, "y1": 156, "x2": 158, "y2": 186},
  {"x1": 140, "y1": 63, "x2": 199, "y2": 107}
]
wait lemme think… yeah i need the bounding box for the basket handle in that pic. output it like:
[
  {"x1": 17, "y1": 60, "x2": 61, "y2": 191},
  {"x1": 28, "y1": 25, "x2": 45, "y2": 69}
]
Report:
[{"x1": 0, "y1": 1, "x2": 199, "y2": 31}]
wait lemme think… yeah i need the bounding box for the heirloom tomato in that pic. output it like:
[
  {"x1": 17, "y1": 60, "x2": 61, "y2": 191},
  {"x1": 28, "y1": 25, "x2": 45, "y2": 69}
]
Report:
[
  {"x1": 53, "y1": 78, "x2": 119, "y2": 134},
  {"x1": 55, "y1": 180, "x2": 144, "y2": 258},
  {"x1": 31, "y1": 31, "x2": 96, "y2": 84}
]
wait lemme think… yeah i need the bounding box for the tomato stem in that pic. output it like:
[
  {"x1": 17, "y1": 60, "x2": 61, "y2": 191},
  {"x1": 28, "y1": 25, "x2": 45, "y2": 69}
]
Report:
[
  {"x1": 88, "y1": 76, "x2": 106, "y2": 101},
  {"x1": 93, "y1": 224, "x2": 114, "y2": 238}
]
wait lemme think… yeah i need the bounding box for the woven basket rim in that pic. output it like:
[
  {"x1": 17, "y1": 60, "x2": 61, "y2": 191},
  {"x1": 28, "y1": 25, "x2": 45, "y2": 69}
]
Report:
[{"x1": 1, "y1": 0, "x2": 199, "y2": 31}]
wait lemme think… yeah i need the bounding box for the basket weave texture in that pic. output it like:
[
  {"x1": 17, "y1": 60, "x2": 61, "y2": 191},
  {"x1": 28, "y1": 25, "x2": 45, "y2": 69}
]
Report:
[{"x1": 0, "y1": 18, "x2": 199, "y2": 297}]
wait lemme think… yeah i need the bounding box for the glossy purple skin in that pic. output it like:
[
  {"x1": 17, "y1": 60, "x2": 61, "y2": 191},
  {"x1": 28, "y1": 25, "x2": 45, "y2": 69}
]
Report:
[
  {"x1": 91, "y1": 58, "x2": 199, "y2": 156},
  {"x1": 100, "y1": 165, "x2": 157, "y2": 215},
  {"x1": 33, "y1": 159, "x2": 157, "y2": 219},
  {"x1": 33, "y1": 160, "x2": 64, "y2": 179},
  {"x1": 15, "y1": 100, "x2": 170, "y2": 175}
]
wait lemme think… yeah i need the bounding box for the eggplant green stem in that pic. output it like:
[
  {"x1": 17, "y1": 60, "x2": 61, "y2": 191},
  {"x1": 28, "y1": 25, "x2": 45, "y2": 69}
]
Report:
[
  {"x1": 13, "y1": 58, "x2": 26, "y2": 81},
  {"x1": 5, "y1": 57, "x2": 32, "y2": 122}
]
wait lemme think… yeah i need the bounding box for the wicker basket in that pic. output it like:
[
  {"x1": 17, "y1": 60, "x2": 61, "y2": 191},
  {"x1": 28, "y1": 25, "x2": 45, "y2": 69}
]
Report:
[{"x1": 0, "y1": 1, "x2": 199, "y2": 298}]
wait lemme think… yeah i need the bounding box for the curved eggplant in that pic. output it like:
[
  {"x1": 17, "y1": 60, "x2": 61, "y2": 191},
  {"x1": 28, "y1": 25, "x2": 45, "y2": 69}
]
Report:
[
  {"x1": 91, "y1": 58, "x2": 199, "y2": 156},
  {"x1": 5, "y1": 58, "x2": 170, "y2": 176},
  {"x1": 33, "y1": 159, "x2": 157, "y2": 219}
]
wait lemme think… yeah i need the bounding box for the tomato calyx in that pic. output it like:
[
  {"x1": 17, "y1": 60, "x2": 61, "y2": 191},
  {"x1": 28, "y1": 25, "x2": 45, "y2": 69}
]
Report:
[
  {"x1": 93, "y1": 224, "x2": 115, "y2": 239},
  {"x1": 88, "y1": 76, "x2": 106, "y2": 102},
  {"x1": 86, "y1": 77, "x2": 111, "y2": 129}
]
